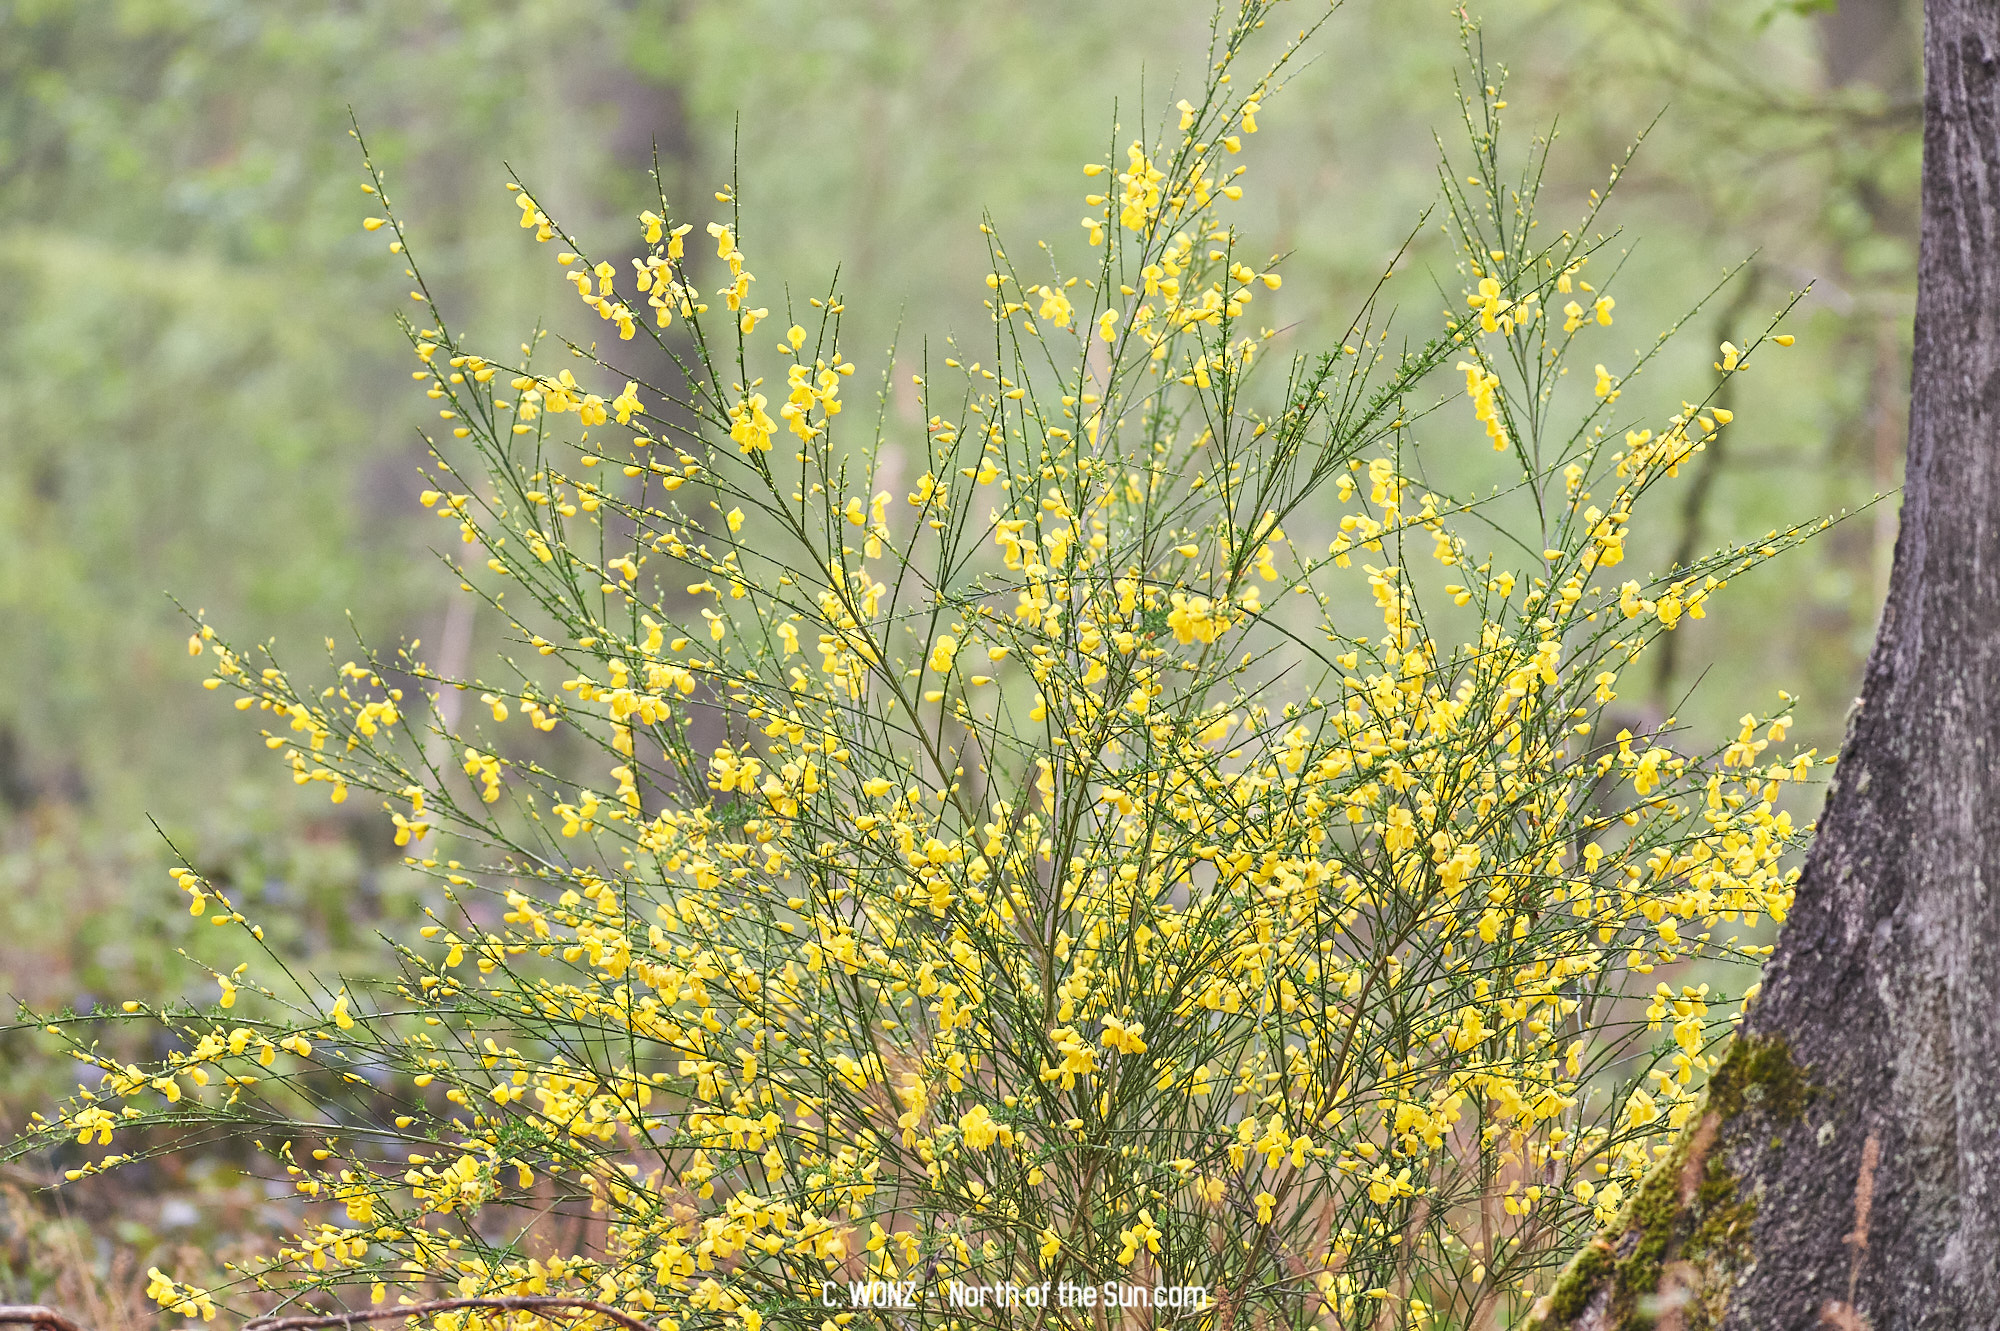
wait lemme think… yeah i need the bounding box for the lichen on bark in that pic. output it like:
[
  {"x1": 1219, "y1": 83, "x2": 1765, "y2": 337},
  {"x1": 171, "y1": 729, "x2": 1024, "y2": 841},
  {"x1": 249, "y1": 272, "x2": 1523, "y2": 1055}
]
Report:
[{"x1": 1527, "y1": 1036, "x2": 1811, "y2": 1330}]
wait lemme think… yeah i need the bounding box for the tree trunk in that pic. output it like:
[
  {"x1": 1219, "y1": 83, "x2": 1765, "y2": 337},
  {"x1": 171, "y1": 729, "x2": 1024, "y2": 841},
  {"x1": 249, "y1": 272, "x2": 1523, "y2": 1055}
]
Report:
[{"x1": 1532, "y1": 2, "x2": 2000, "y2": 1327}]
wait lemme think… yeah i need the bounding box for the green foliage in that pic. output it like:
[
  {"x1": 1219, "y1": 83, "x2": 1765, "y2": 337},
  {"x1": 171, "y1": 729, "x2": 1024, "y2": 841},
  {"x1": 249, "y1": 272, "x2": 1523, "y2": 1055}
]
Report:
[
  {"x1": 8, "y1": 8, "x2": 1840, "y2": 1328},
  {"x1": 0, "y1": 0, "x2": 1929, "y2": 1322}
]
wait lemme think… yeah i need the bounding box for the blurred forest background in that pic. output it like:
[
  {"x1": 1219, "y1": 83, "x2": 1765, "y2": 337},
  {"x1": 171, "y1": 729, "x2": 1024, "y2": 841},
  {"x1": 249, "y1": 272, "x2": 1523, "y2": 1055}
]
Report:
[{"x1": 0, "y1": 0, "x2": 1918, "y2": 1320}]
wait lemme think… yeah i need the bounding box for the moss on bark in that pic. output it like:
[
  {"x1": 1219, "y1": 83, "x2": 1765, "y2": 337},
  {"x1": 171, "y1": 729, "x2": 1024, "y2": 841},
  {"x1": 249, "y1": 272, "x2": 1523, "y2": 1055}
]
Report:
[{"x1": 1526, "y1": 1036, "x2": 1811, "y2": 1330}]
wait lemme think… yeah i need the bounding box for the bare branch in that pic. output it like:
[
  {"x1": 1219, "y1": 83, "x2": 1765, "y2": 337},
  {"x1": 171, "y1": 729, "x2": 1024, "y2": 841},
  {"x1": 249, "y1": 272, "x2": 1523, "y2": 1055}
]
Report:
[
  {"x1": 245, "y1": 1298, "x2": 657, "y2": 1331},
  {"x1": 0, "y1": 1299, "x2": 659, "y2": 1331},
  {"x1": 0, "y1": 1309, "x2": 90, "y2": 1331}
]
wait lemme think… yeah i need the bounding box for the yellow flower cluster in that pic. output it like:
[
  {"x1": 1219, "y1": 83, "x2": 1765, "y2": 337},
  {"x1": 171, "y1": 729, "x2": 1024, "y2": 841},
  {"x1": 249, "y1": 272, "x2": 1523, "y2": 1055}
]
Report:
[{"x1": 14, "y1": 9, "x2": 1834, "y2": 1331}]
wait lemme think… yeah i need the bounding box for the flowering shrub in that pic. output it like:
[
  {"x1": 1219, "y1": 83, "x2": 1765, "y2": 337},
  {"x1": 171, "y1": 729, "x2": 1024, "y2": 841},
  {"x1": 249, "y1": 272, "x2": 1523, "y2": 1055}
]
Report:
[{"x1": 11, "y1": 7, "x2": 1827, "y2": 1328}]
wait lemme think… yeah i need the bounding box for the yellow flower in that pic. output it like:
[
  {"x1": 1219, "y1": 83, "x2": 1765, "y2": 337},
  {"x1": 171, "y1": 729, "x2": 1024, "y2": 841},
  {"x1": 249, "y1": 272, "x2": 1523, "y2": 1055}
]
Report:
[
  {"x1": 928, "y1": 634, "x2": 958, "y2": 674},
  {"x1": 1101, "y1": 1016, "x2": 1148, "y2": 1054},
  {"x1": 958, "y1": 1104, "x2": 1010, "y2": 1150},
  {"x1": 1368, "y1": 1165, "x2": 1415, "y2": 1206},
  {"x1": 1036, "y1": 285, "x2": 1074, "y2": 327}
]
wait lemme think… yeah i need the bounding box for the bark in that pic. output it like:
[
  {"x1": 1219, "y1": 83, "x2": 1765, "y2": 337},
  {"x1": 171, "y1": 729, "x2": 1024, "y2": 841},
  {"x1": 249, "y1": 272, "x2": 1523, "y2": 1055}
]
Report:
[{"x1": 1533, "y1": 2, "x2": 2000, "y2": 1327}]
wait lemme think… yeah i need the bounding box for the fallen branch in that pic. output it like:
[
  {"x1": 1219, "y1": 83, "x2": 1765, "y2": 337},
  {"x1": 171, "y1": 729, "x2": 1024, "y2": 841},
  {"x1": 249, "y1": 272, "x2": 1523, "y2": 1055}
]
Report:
[
  {"x1": 0, "y1": 1310, "x2": 88, "y2": 1331},
  {"x1": 246, "y1": 1298, "x2": 656, "y2": 1331},
  {"x1": 0, "y1": 1298, "x2": 657, "y2": 1331}
]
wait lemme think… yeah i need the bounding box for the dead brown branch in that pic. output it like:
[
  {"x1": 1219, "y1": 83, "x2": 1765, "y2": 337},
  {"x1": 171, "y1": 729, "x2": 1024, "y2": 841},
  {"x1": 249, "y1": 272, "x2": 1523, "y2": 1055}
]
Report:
[
  {"x1": 0, "y1": 1297, "x2": 660, "y2": 1331},
  {"x1": 0, "y1": 1309, "x2": 89, "y2": 1331}
]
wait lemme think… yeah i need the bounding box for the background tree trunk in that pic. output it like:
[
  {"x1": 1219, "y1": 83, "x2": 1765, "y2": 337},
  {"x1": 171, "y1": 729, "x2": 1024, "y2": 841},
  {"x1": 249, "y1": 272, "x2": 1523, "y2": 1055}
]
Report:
[{"x1": 1534, "y1": 2, "x2": 2000, "y2": 1327}]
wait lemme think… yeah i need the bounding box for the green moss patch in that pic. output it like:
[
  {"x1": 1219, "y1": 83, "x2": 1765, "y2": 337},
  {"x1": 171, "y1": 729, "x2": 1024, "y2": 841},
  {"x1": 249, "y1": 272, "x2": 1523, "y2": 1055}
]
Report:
[{"x1": 1529, "y1": 1036, "x2": 1812, "y2": 1329}]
